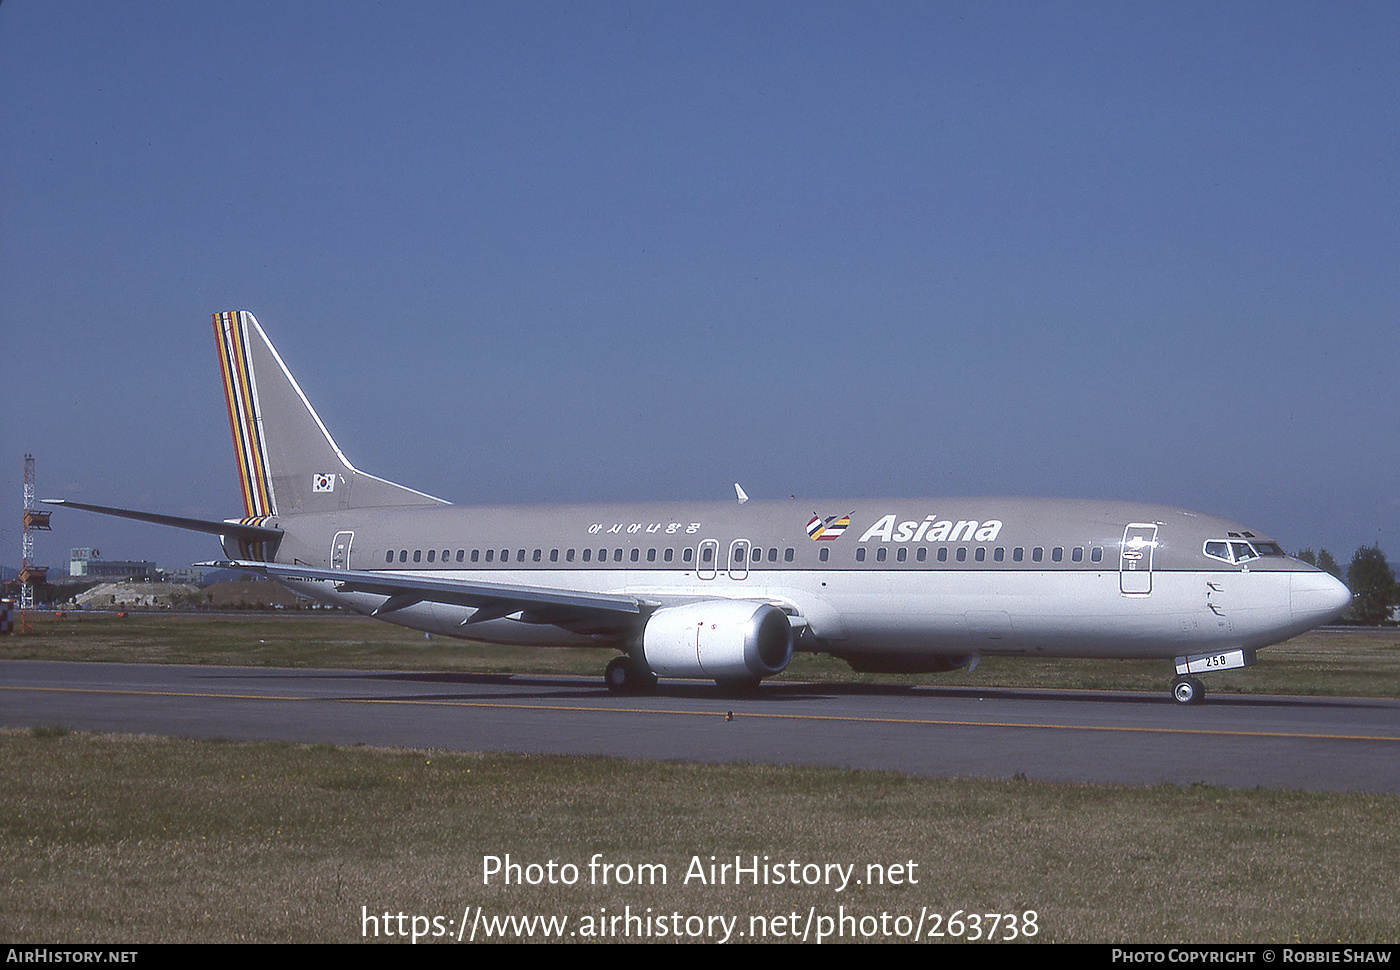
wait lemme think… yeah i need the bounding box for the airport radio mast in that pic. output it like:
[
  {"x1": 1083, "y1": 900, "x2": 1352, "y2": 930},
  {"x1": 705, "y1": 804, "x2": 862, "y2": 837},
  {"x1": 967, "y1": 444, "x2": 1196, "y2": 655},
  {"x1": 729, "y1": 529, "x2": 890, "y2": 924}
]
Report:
[{"x1": 19, "y1": 453, "x2": 51, "y2": 632}]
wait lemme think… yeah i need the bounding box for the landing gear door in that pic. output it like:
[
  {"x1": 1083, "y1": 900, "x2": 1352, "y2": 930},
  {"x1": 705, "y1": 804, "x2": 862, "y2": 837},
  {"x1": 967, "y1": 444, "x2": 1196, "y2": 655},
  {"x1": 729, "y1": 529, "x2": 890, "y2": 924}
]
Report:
[
  {"x1": 330, "y1": 531, "x2": 354, "y2": 570},
  {"x1": 1120, "y1": 523, "x2": 1157, "y2": 594}
]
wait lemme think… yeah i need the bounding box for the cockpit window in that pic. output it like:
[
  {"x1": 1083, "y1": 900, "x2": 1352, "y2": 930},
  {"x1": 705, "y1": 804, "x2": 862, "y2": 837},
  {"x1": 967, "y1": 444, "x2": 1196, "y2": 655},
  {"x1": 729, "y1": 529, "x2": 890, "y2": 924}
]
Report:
[
  {"x1": 1230, "y1": 542, "x2": 1258, "y2": 564},
  {"x1": 1204, "y1": 541, "x2": 1231, "y2": 563},
  {"x1": 1204, "y1": 539, "x2": 1268, "y2": 565}
]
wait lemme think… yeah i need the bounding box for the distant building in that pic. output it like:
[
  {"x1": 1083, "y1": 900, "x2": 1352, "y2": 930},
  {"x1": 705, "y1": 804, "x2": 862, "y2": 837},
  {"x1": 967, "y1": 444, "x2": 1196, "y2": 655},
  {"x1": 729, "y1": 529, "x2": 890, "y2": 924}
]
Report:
[{"x1": 69, "y1": 548, "x2": 156, "y2": 582}]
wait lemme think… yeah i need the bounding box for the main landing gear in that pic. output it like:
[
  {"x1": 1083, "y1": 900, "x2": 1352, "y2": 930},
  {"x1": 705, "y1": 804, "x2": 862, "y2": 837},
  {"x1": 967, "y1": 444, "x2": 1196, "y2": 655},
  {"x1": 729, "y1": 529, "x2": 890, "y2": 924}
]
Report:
[
  {"x1": 1172, "y1": 675, "x2": 1205, "y2": 705},
  {"x1": 604, "y1": 656, "x2": 657, "y2": 695}
]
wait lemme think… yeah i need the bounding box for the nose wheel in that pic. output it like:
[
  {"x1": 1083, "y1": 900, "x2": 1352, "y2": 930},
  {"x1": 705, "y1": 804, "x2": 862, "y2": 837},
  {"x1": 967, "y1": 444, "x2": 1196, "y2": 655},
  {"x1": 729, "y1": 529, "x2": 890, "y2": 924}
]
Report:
[{"x1": 1172, "y1": 675, "x2": 1205, "y2": 705}]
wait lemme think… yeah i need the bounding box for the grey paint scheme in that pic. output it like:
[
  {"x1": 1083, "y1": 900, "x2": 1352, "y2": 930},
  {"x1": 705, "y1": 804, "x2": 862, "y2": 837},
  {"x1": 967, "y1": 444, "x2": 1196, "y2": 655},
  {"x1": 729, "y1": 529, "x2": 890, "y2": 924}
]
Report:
[
  {"x1": 252, "y1": 497, "x2": 1350, "y2": 663},
  {"x1": 52, "y1": 312, "x2": 1353, "y2": 686}
]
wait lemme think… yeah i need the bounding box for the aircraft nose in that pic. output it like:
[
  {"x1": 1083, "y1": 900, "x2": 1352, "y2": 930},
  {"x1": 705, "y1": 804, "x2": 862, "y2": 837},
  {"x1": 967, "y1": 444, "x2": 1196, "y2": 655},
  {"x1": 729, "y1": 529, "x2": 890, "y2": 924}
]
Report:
[{"x1": 1290, "y1": 571, "x2": 1352, "y2": 627}]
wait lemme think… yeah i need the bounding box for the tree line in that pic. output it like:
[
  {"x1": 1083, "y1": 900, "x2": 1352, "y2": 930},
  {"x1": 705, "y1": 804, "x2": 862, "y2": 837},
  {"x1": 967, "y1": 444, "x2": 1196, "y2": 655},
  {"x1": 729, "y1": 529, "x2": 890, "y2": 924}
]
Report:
[{"x1": 1297, "y1": 544, "x2": 1398, "y2": 625}]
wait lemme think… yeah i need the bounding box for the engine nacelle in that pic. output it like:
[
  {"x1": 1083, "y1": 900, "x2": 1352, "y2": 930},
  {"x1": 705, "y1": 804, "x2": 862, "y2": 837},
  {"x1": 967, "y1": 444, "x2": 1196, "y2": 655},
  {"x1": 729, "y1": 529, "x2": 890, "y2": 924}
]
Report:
[{"x1": 642, "y1": 601, "x2": 793, "y2": 682}]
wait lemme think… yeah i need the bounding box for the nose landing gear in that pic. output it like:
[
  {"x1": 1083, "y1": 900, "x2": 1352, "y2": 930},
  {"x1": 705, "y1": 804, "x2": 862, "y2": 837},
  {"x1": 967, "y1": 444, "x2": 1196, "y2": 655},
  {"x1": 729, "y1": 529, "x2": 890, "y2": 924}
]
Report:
[{"x1": 1172, "y1": 675, "x2": 1205, "y2": 705}]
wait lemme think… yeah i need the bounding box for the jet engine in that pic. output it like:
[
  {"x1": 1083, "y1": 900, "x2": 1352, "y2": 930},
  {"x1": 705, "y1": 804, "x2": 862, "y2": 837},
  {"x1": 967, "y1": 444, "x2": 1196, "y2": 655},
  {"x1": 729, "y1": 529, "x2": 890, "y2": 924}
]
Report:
[{"x1": 642, "y1": 601, "x2": 793, "y2": 683}]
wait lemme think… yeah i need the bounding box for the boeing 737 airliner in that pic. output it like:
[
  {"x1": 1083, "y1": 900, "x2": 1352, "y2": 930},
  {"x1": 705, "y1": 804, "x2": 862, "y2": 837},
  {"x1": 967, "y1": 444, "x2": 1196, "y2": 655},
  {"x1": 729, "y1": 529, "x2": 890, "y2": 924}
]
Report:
[{"x1": 47, "y1": 311, "x2": 1352, "y2": 703}]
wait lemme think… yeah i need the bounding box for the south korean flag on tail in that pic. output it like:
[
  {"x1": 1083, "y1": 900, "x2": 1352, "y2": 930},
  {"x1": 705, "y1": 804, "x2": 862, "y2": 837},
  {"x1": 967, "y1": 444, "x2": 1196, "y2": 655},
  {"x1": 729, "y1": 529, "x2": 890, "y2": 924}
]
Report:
[{"x1": 312, "y1": 473, "x2": 336, "y2": 493}]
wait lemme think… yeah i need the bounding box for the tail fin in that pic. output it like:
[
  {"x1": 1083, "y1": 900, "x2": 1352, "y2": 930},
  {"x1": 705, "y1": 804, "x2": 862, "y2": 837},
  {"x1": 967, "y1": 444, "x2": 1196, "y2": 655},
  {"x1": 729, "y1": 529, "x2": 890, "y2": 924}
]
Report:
[{"x1": 212, "y1": 311, "x2": 448, "y2": 516}]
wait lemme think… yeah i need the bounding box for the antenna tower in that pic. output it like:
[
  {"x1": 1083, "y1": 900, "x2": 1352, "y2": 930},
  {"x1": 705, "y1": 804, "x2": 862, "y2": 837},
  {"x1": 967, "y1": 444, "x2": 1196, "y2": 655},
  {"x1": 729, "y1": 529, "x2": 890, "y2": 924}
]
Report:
[{"x1": 19, "y1": 454, "x2": 51, "y2": 633}]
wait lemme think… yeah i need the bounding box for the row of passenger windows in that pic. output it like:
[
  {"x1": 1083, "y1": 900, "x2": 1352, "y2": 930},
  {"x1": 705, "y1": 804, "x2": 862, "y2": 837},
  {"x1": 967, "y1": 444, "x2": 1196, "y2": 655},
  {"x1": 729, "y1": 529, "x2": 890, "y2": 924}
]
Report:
[
  {"x1": 384, "y1": 546, "x2": 798, "y2": 565},
  {"x1": 381, "y1": 544, "x2": 1108, "y2": 566},
  {"x1": 856, "y1": 545, "x2": 1105, "y2": 564}
]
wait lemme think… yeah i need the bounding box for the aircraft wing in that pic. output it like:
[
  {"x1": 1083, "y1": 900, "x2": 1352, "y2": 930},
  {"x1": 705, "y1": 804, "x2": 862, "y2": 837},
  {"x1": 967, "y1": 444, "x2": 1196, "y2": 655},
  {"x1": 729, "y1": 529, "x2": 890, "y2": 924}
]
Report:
[{"x1": 209, "y1": 560, "x2": 652, "y2": 629}]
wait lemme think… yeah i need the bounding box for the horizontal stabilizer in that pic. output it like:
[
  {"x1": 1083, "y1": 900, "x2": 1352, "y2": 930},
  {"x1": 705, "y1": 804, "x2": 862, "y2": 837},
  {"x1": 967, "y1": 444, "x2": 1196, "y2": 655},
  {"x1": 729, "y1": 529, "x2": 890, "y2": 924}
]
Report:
[{"x1": 42, "y1": 499, "x2": 282, "y2": 543}]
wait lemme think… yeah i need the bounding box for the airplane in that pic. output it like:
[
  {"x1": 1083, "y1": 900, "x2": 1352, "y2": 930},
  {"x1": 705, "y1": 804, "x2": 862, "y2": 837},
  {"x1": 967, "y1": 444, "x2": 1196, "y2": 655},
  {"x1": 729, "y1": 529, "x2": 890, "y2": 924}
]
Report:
[{"x1": 46, "y1": 310, "x2": 1352, "y2": 704}]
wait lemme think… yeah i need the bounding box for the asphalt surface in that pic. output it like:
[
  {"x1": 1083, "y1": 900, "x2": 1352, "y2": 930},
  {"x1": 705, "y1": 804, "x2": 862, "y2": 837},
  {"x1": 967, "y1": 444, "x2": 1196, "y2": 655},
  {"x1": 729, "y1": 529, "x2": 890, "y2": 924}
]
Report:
[{"x1": 3, "y1": 659, "x2": 1398, "y2": 792}]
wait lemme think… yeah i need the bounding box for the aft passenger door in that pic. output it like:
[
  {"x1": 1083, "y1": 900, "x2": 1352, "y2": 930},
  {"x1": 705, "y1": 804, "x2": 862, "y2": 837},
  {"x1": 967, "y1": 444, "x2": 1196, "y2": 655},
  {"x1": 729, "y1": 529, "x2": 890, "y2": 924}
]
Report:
[
  {"x1": 330, "y1": 531, "x2": 354, "y2": 570},
  {"x1": 1120, "y1": 523, "x2": 1157, "y2": 594}
]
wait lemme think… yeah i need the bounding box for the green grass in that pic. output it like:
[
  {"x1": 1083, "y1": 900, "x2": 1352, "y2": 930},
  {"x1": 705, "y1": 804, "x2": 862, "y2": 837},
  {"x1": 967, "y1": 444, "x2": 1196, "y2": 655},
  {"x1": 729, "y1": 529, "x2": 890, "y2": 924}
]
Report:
[
  {"x1": 4, "y1": 617, "x2": 1398, "y2": 943},
  {"x1": 2, "y1": 729, "x2": 1396, "y2": 943},
  {"x1": 5, "y1": 612, "x2": 1398, "y2": 699}
]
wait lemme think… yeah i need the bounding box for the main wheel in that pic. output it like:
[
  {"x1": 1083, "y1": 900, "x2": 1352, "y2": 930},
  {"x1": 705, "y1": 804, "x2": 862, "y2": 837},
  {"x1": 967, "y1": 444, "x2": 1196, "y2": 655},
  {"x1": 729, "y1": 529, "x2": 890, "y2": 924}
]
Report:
[
  {"x1": 1172, "y1": 676, "x2": 1205, "y2": 705},
  {"x1": 604, "y1": 657, "x2": 656, "y2": 695}
]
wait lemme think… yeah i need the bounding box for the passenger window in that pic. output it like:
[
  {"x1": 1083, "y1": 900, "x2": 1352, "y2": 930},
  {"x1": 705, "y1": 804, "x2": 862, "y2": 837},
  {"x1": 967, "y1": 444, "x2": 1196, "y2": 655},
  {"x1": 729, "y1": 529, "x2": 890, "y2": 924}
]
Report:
[
  {"x1": 442, "y1": 549, "x2": 449, "y2": 562},
  {"x1": 876, "y1": 548, "x2": 887, "y2": 562},
  {"x1": 630, "y1": 548, "x2": 640, "y2": 562},
  {"x1": 975, "y1": 547, "x2": 986, "y2": 562},
  {"x1": 413, "y1": 550, "x2": 422, "y2": 563},
  {"x1": 566, "y1": 549, "x2": 575, "y2": 562},
  {"x1": 427, "y1": 550, "x2": 435, "y2": 563},
  {"x1": 1013, "y1": 547, "x2": 1024, "y2": 562},
  {"x1": 598, "y1": 548, "x2": 608, "y2": 562},
  {"x1": 614, "y1": 548, "x2": 622, "y2": 561},
  {"x1": 1072, "y1": 547, "x2": 1083, "y2": 563},
  {"x1": 471, "y1": 549, "x2": 480, "y2": 563},
  {"x1": 485, "y1": 549, "x2": 494, "y2": 563},
  {"x1": 1033, "y1": 548, "x2": 1043, "y2": 562},
  {"x1": 385, "y1": 551, "x2": 393, "y2": 563},
  {"x1": 456, "y1": 550, "x2": 464, "y2": 563},
  {"x1": 647, "y1": 548, "x2": 656, "y2": 562},
  {"x1": 784, "y1": 548, "x2": 794, "y2": 562},
  {"x1": 896, "y1": 547, "x2": 907, "y2": 562},
  {"x1": 533, "y1": 549, "x2": 542, "y2": 562},
  {"x1": 582, "y1": 549, "x2": 591, "y2": 562},
  {"x1": 684, "y1": 548, "x2": 694, "y2": 563},
  {"x1": 1052, "y1": 547, "x2": 1063, "y2": 562},
  {"x1": 856, "y1": 548, "x2": 867, "y2": 562},
  {"x1": 938, "y1": 548, "x2": 948, "y2": 562},
  {"x1": 994, "y1": 547, "x2": 1004, "y2": 562},
  {"x1": 956, "y1": 548, "x2": 967, "y2": 562},
  {"x1": 819, "y1": 548, "x2": 829, "y2": 562},
  {"x1": 664, "y1": 548, "x2": 674, "y2": 562},
  {"x1": 701, "y1": 547, "x2": 713, "y2": 564},
  {"x1": 399, "y1": 550, "x2": 407, "y2": 563},
  {"x1": 917, "y1": 548, "x2": 927, "y2": 562},
  {"x1": 1091, "y1": 547, "x2": 1103, "y2": 563},
  {"x1": 550, "y1": 549, "x2": 558, "y2": 562}
]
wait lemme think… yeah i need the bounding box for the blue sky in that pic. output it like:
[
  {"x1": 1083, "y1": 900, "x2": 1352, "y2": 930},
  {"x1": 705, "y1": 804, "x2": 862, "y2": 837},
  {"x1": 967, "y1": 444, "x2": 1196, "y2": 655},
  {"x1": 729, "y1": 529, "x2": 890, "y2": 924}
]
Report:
[{"x1": 1, "y1": 1, "x2": 1396, "y2": 571}]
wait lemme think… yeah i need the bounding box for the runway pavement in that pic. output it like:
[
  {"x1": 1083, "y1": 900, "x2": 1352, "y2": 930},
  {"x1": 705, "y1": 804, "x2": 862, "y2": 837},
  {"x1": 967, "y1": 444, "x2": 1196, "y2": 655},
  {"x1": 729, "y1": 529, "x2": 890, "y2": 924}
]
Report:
[{"x1": 3, "y1": 659, "x2": 1398, "y2": 792}]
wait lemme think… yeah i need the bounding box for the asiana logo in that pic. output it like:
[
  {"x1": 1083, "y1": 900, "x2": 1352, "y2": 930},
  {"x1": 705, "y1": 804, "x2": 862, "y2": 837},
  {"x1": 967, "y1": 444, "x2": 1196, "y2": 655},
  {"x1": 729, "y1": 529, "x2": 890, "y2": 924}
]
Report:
[
  {"x1": 806, "y1": 513, "x2": 852, "y2": 541},
  {"x1": 858, "y1": 514, "x2": 1004, "y2": 544}
]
